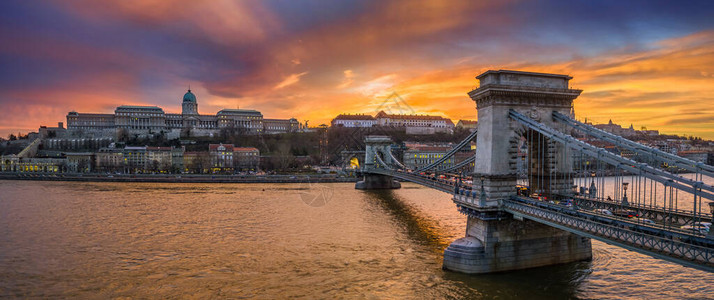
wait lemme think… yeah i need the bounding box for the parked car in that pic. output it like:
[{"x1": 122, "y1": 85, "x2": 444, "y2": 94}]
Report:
[{"x1": 594, "y1": 209, "x2": 614, "y2": 216}]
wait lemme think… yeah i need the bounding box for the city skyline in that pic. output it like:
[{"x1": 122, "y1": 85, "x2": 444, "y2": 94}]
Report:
[{"x1": 2, "y1": 1, "x2": 714, "y2": 138}]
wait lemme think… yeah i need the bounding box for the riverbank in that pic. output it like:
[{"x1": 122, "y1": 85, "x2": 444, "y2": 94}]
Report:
[{"x1": 0, "y1": 172, "x2": 358, "y2": 183}]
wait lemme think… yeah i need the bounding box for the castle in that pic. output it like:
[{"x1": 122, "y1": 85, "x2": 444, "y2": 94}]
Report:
[{"x1": 65, "y1": 89, "x2": 301, "y2": 139}]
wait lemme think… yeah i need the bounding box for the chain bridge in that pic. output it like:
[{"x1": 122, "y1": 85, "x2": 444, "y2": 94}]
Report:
[{"x1": 355, "y1": 70, "x2": 714, "y2": 274}]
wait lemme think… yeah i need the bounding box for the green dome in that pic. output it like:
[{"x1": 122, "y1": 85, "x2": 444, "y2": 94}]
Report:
[{"x1": 183, "y1": 90, "x2": 197, "y2": 103}]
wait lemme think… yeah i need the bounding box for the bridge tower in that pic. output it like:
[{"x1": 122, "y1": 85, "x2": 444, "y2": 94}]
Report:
[
  {"x1": 355, "y1": 135, "x2": 401, "y2": 190},
  {"x1": 443, "y1": 70, "x2": 592, "y2": 273}
]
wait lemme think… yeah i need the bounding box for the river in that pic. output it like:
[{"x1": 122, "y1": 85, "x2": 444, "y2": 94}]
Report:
[{"x1": 1, "y1": 180, "x2": 712, "y2": 299}]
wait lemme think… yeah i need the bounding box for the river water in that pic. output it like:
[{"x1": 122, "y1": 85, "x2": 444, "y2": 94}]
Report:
[{"x1": 0, "y1": 180, "x2": 712, "y2": 299}]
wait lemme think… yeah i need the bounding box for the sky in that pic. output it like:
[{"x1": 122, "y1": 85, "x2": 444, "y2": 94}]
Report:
[{"x1": 1, "y1": 0, "x2": 714, "y2": 138}]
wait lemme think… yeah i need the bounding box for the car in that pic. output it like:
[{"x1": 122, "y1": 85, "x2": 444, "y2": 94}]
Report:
[
  {"x1": 681, "y1": 225, "x2": 709, "y2": 234},
  {"x1": 612, "y1": 209, "x2": 639, "y2": 218},
  {"x1": 635, "y1": 218, "x2": 655, "y2": 225},
  {"x1": 595, "y1": 209, "x2": 614, "y2": 216},
  {"x1": 693, "y1": 222, "x2": 712, "y2": 229}
]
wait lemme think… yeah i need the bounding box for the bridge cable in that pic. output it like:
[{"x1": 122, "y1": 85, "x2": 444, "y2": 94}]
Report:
[
  {"x1": 509, "y1": 109, "x2": 714, "y2": 202},
  {"x1": 553, "y1": 111, "x2": 714, "y2": 179},
  {"x1": 415, "y1": 129, "x2": 478, "y2": 172},
  {"x1": 435, "y1": 156, "x2": 475, "y2": 173},
  {"x1": 385, "y1": 149, "x2": 407, "y2": 170}
]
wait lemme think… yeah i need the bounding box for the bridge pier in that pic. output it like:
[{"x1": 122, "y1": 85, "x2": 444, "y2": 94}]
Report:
[
  {"x1": 444, "y1": 70, "x2": 591, "y2": 274},
  {"x1": 355, "y1": 174, "x2": 401, "y2": 190},
  {"x1": 443, "y1": 214, "x2": 592, "y2": 274}
]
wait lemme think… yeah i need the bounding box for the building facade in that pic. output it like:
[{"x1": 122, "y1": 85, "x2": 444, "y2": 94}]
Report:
[
  {"x1": 209, "y1": 143, "x2": 235, "y2": 173},
  {"x1": 456, "y1": 120, "x2": 478, "y2": 132},
  {"x1": 66, "y1": 89, "x2": 301, "y2": 138},
  {"x1": 234, "y1": 147, "x2": 260, "y2": 171},
  {"x1": 331, "y1": 114, "x2": 377, "y2": 127},
  {"x1": 375, "y1": 111, "x2": 454, "y2": 133}
]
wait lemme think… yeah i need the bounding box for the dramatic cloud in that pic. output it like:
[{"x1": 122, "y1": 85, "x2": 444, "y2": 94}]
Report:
[
  {"x1": 1, "y1": 0, "x2": 714, "y2": 138},
  {"x1": 274, "y1": 72, "x2": 308, "y2": 90}
]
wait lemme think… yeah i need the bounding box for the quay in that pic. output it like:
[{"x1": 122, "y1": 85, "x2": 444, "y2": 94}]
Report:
[{"x1": 0, "y1": 172, "x2": 357, "y2": 184}]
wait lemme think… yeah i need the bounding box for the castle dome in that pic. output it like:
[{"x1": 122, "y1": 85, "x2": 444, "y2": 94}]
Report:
[{"x1": 183, "y1": 89, "x2": 197, "y2": 103}]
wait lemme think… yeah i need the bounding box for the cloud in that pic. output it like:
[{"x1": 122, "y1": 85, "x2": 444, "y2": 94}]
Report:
[
  {"x1": 357, "y1": 74, "x2": 398, "y2": 97},
  {"x1": 274, "y1": 72, "x2": 308, "y2": 90},
  {"x1": 336, "y1": 69, "x2": 354, "y2": 89}
]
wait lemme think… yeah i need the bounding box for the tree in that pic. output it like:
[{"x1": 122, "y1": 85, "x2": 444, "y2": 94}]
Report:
[
  {"x1": 197, "y1": 152, "x2": 211, "y2": 173},
  {"x1": 8, "y1": 134, "x2": 16, "y2": 141},
  {"x1": 276, "y1": 143, "x2": 295, "y2": 170},
  {"x1": 117, "y1": 128, "x2": 129, "y2": 143},
  {"x1": 149, "y1": 160, "x2": 160, "y2": 173}
]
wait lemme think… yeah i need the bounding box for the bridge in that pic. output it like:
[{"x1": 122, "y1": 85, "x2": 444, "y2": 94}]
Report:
[{"x1": 355, "y1": 70, "x2": 714, "y2": 274}]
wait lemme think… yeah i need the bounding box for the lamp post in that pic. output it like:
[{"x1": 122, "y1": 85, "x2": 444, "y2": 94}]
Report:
[
  {"x1": 707, "y1": 202, "x2": 714, "y2": 239},
  {"x1": 588, "y1": 171, "x2": 597, "y2": 198},
  {"x1": 622, "y1": 182, "x2": 630, "y2": 207},
  {"x1": 479, "y1": 175, "x2": 486, "y2": 207}
]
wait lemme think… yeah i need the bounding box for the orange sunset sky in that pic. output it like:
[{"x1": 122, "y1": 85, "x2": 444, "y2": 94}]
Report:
[{"x1": 1, "y1": 1, "x2": 714, "y2": 138}]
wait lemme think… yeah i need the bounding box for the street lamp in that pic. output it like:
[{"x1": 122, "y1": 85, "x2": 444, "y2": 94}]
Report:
[
  {"x1": 622, "y1": 182, "x2": 630, "y2": 207},
  {"x1": 707, "y1": 202, "x2": 714, "y2": 239},
  {"x1": 479, "y1": 175, "x2": 486, "y2": 206},
  {"x1": 588, "y1": 171, "x2": 597, "y2": 198}
]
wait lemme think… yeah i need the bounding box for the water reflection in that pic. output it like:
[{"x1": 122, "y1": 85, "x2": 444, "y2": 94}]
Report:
[{"x1": 363, "y1": 190, "x2": 451, "y2": 253}]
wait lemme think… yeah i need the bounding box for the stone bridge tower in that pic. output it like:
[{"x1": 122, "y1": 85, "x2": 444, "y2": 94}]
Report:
[
  {"x1": 355, "y1": 135, "x2": 401, "y2": 190},
  {"x1": 443, "y1": 70, "x2": 592, "y2": 274},
  {"x1": 472, "y1": 70, "x2": 582, "y2": 204}
]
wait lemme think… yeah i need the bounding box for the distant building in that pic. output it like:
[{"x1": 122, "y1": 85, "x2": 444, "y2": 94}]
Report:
[
  {"x1": 38, "y1": 122, "x2": 66, "y2": 139},
  {"x1": 456, "y1": 120, "x2": 478, "y2": 132},
  {"x1": 678, "y1": 150, "x2": 708, "y2": 163},
  {"x1": 209, "y1": 143, "x2": 235, "y2": 173},
  {"x1": 183, "y1": 151, "x2": 209, "y2": 174},
  {"x1": 66, "y1": 89, "x2": 301, "y2": 138},
  {"x1": 95, "y1": 147, "x2": 124, "y2": 173},
  {"x1": 234, "y1": 147, "x2": 260, "y2": 171},
  {"x1": 123, "y1": 146, "x2": 147, "y2": 173},
  {"x1": 375, "y1": 111, "x2": 454, "y2": 134},
  {"x1": 0, "y1": 157, "x2": 65, "y2": 173},
  {"x1": 403, "y1": 143, "x2": 473, "y2": 170},
  {"x1": 66, "y1": 152, "x2": 94, "y2": 173},
  {"x1": 207, "y1": 144, "x2": 261, "y2": 172},
  {"x1": 146, "y1": 147, "x2": 173, "y2": 172},
  {"x1": 593, "y1": 120, "x2": 636, "y2": 137},
  {"x1": 331, "y1": 114, "x2": 377, "y2": 128},
  {"x1": 263, "y1": 118, "x2": 301, "y2": 134}
]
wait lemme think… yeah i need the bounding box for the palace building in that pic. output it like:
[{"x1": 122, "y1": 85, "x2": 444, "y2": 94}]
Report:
[{"x1": 66, "y1": 89, "x2": 301, "y2": 138}]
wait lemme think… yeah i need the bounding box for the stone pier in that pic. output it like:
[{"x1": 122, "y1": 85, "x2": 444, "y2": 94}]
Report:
[
  {"x1": 355, "y1": 173, "x2": 401, "y2": 190},
  {"x1": 443, "y1": 215, "x2": 592, "y2": 273}
]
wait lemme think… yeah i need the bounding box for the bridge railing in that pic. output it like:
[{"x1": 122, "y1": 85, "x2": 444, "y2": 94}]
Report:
[{"x1": 504, "y1": 196, "x2": 714, "y2": 272}]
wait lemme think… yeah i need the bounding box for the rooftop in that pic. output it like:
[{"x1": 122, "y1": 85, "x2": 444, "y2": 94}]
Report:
[
  {"x1": 476, "y1": 69, "x2": 573, "y2": 80},
  {"x1": 375, "y1": 111, "x2": 450, "y2": 121},
  {"x1": 333, "y1": 114, "x2": 376, "y2": 120},
  {"x1": 116, "y1": 105, "x2": 164, "y2": 111},
  {"x1": 217, "y1": 108, "x2": 262, "y2": 115}
]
